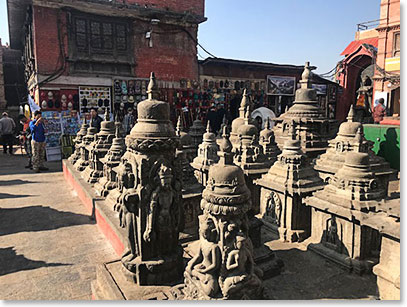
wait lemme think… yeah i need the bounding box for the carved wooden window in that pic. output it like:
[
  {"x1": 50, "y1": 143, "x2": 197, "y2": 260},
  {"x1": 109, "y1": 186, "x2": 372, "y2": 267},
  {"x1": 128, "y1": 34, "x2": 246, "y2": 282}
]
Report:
[
  {"x1": 393, "y1": 32, "x2": 400, "y2": 57},
  {"x1": 116, "y1": 24, "x2": 127, "y2": 51},
  {"x1": 75, "y1": 18, "x2": 87, "y2": 50}
]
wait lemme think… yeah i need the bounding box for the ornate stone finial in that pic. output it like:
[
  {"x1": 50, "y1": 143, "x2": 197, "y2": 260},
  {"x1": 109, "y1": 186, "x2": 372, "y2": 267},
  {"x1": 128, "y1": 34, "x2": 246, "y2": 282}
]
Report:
[
  {"x1": 300, "y1": 61, "x2": 316, "y2": 89},
  {"x1": 104, "y1": 108, "x2": 109, "y2": 121},
  {"x1": 285, "y1": 105, "x2": 289, "y2": 113},
  {"x1": 219, "y1": 126, "x2": 233, "y2": 165},
  {"x1": 240, "y1": 88, "x2": 250, "y2": 109},
  {"x1": 265, "y1": 117, "x2": 270, "y2": 130},
  {"x1": 347, "y1": 105, "x2": 356, "y2": 122},
  {"x1": 206, "y1": 120, "x2": 212, "y2": 133},
  {"x1": 147, "y1": 72, "x2": 159, "y2": 100},
  {"x1": 82, "y1": 116, "x2": 86, "y2": 125},
  {"x1": 244, "y1": 108, "x2": 250, "y2": 125},
  {"x1": 176, "y1": 115, "x2": 183, "y2": 136}
]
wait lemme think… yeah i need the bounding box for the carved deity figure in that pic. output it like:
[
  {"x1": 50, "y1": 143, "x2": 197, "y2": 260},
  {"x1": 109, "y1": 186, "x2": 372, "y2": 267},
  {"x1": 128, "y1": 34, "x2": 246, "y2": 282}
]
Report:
[{"x1": 186, "y1": 216, "x2": 221, "y2": 297}]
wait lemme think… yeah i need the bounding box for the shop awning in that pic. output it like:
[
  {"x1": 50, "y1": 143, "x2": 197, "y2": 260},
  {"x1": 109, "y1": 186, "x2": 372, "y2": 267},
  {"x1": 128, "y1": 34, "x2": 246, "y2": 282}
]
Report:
[{"x1": 340, "y1": 37, "x2": 378, "y2": 56}]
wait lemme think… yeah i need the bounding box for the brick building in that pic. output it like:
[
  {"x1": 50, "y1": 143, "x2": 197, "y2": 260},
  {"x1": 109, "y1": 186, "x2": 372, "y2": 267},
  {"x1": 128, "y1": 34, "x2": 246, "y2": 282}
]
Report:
[
  {"x1": 7, "y1": 0, "x2": 206, "y2": 115},
  {"x1": 373, "y1": 0, "x2": 400, "y2": 124},
  {"x1": 335, "y1": 0, "x2": 400, "y2": 124},
  {"x1": 0, "y1": 39, "x2": 5, "y2": 112}
]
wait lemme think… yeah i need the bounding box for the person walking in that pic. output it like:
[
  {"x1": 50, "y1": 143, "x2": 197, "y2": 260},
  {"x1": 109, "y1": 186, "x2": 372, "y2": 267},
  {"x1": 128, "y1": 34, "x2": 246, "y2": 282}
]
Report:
[
  {"x1": 0, "y1": 112, "x2": 16, "y2": 154},
  {"x1": 29, "y1": 110, "x2": 48, "y2": 172},
  {"x1": 373, "y1": 98, "x2": 386, "y2": 124},
  {"x1": 122, "y1": 107, "x2": 135, "y2": 135},
  {"x1": 90, "y1": 108, "x2": 103, "y2": 132},
  {"x1": 19, "y1": 115, "x2": 33, "y2": 168}
]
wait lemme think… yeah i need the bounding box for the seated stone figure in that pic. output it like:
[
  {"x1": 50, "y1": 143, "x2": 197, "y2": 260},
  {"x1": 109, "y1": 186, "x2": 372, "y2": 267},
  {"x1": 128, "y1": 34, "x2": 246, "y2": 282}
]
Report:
[
  {"x1": 220, "y1": 233, "x2": 262, "y2": 299},
  {"x1": 185, "y1": 216, "x2": 221, "y2": 297}
]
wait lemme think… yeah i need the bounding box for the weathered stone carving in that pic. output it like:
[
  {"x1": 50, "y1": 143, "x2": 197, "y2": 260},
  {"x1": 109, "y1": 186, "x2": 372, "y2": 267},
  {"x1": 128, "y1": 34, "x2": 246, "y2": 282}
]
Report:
[
  {"x1": 230, "y1": 88, "x2": 256, "y2": 151},
  {"x1": 305, "y1": 151, "x2": 387, "y2": 273},
  {"x1": 94, "y1": 118, "x2": 126, "y2": 197},
  {"x1": 184, "y1": 130, "x2": 263, "y2": 300},
  {"x1": 73, "y1": 118, "x2": 97, "y2": 171},
  {"x1": 175, "y1": 116, "x2": 203, "y2": 239},
  {"x1": 83, "y1": 109, "x2": 116, "y2": 184},
  {"x1": 191, "y1": 121, "x2": 219, "y2": 186},
  {"x1": 189, "y1": 114, "x2": 206, "y2": 147},
  {"x1": 313, "y1": 105, "x2": 396, "y2": 194},
  {"x1": 272, "y1": 62, "x2": 337, "y2": 158},
  {"x1": 113, "y1": 72, "x2": 184, "y2": 285},
  {"x1": 68, "y1": 117, "x2": 89, "y2": 165},
  {"x1": 259, "y1": 117, "x2": 281, "y2": 163},
  {"x1": 256, "y1": 121, "x2": 324, "y2": 242}
]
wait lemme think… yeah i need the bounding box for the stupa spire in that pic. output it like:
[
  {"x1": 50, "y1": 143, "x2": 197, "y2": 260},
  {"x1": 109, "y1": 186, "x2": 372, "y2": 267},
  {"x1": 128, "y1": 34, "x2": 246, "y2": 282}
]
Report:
[{"x1": 147, "y1": 72, "x2": 159, "y2": 100}]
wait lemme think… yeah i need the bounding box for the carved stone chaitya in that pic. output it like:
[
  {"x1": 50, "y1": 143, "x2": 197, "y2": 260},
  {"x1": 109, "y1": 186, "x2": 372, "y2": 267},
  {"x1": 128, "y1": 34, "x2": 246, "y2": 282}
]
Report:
[
  {"x1": 272, "y1": 62, "x2": 337, "y2": 159},
  {"x1": 313, "y1": 105, "x2": 396, "y2": 194},
  {"x1": 304, "y1": 151, "x2": 387, "y2": 274},
  {"x1": 73, "y1": 119, "x2": 98, "y2": 171},
  {"x1": 68, "y1": 117, "x2": 88, "y2": 165},
  {"x1": 184, "y1": 131, "x2": 263, "y2": 300},
  {"x1": 113, "y1": 72, "x2": 184, "y2": 285},
  {"x1": 94, "y1": 119, "x2": 126, "y2": 197},
  {"x1": 189, "y1": 116, "x2": 206, "y2": 147},
  {"x1": 191, "y1": 122, "x2": 219, "y2": 186},
  {"x1": 259, "y1": 117, "x2": 281, "y2": 164},
  {"x1": 256, "y1": 122, "x2": 324, "y2": 242},
  {"x1": 175, "y1": 116, "x2": 203, "y2": 239},
  {"x1": 230, "y1": 88, "x2": 256, "y2": 151},
  {"x1": 83, "y1": 109, "x2": 116, "y2": 184}
]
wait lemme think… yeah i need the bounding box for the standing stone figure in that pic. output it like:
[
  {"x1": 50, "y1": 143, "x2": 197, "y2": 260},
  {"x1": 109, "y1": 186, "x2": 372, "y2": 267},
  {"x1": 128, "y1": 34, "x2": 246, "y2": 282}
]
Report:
[
  {"x1": 184, "y1": 128, "x2": 263, "y2": 300},
  {"x1": 68, "y1": 117, "x2": 88, "y2": 165},
  {"x1": 114, "y1": 72, "x2": 184, "y2": 285}
]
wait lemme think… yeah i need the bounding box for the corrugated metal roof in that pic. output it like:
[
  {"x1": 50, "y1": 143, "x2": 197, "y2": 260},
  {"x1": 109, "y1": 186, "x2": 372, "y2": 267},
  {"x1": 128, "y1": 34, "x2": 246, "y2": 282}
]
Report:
[{"x1": 340, "y1": 37, "x2": 378, "y2": 56}]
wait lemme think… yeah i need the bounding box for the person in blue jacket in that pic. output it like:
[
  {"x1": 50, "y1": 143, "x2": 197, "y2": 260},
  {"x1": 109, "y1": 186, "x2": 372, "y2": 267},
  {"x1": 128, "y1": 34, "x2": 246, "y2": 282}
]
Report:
[{"x1": 29, "y1": 110, "x2": 48, "y2": 172}]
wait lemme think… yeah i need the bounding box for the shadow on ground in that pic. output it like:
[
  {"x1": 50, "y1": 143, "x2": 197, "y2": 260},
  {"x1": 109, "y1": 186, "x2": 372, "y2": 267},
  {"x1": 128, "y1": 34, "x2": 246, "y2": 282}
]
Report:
[
  {"x1": 263, "y1": 245, "x2": 378, "y2": 300},
  {"x1": 0, "y1": 179, "x2": 37, "y2": 186},
  {"x1": 0, "y1": 205, "x2": 95, "y2": 236},
  {"x1": 0, "y1": 193, "x2": 35, "y2": 199},
  {"x1": 0, "y1": 247, "x2": 70, "y2": 276}
]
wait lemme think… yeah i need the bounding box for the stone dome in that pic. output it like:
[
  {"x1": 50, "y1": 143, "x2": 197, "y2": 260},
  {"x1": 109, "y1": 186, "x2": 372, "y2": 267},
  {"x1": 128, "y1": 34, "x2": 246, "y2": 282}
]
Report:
[
  {"x1": 179, "y1": 132, "x2": 193, "y2": 146},
  {"x1": 130, "y1": 72, "x2": 175, "y2": 139},
  {"x1": 337, "y1": 152, "x2": 373, "y2": 179},
  {"x1": 237, "y1": 123, "x2": 258, "y2": 137},
  {"x1": 259, "y1": 119, "x2": 274, "y2": 141},
  {"x1": 338, "y1": 105, "x2": 363, "y2": 137},
  {"x1": 231, "y1": 117, "x2": 245, "y2": 134}
]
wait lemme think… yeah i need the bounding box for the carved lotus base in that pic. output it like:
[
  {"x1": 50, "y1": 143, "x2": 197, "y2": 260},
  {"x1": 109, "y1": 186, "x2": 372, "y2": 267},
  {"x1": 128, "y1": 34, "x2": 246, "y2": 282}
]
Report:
[
  {"x1": 73, "y1": 158, "x2": 88, "y2": 172},
  {"x1": 121, "y1": 247, "x2": 184, "y2": 286},
  {"x1": 94, "y1": 177, "x2": 117, "y2": 197},
  {"x1": 183, "y1": 272, "x2": 263, "y2": 300},
  {"x1": 82, "y1": 165, "x2": 103, "y2": 184}
]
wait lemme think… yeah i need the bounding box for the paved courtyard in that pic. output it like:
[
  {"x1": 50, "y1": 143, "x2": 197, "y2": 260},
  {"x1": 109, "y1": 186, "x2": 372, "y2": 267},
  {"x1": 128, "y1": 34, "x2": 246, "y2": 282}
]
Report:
[
  {"x1": 0, "y1": 151, "x2": 117, "y2": 300},
  {"x1": 1, "y1": 150, "x2": 397, "y2": 300}
]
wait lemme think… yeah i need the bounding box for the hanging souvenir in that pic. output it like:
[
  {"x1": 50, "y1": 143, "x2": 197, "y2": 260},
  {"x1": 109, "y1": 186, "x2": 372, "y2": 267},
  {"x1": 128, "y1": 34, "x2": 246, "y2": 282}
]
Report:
[
  {"x1": 61, "y1": 94, "x2": 67, "y2": 104},
  {"x1": 73, "y1": 94, "x2": 79, "y2": 103},
  {"x1": 104, "y1": 98, "x2": 110, "y2": 107},
  {"x1": 203, "y1": 79, "x2": 208, "y2": 89},
  {"x1": 208, "y1": 80, "x2": 214, "y2": 89},
  {"x1": 121, "y1": 80, "x2": 128, "y2": 95},
  {"x1": 135, "y1": 80, "x2": 141, "y2": 94},
  {"x1": 47, "y1": 99, "x2": 54, "y2": 108},
  {"x1": 62, "y1": 101, "x2": 68, "y2": 110},
  {"x1": 98, "y1": 98, "x2": 103, "y2": 107},
  {"x1": 82, "y1": 98, "x2": 88, "y2": 106},
  {"x1": 48, "y1": 91, "x2": 54, "y2": 100},
  {"x1": 54, "y1": 99, "x2": 61, "y2": 109},
  {"x1": 114, "y1": 80, "x2": 121, "y2": 94},
  {"x1": 41, "y1": 100, "x2": 48, "y2": 109},
  {"x1": 220, "y1": 80, "x2": 224, "y2": 88},
  {"x1": 127, "y1": 80, "x2": 134, "y2": 95},
  {"x1": 128, "y1": 95, "x2": 135, "y2": 103},
  {"x1": 225, "y1": 80, "x2": 229, "y2": 88},
  {"x1": 122, "y1": 95, "x2": 128, "y2": 102},
  {"x1": 235, "y1": 81, "x2": 240, "y2": 90}
]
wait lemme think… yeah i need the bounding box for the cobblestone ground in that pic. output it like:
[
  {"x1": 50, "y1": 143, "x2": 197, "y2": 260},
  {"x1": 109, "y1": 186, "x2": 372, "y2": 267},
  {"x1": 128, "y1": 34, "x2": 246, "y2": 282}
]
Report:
[{"x1": 0, "y1": 151, "x2": 116, "y2": 300}]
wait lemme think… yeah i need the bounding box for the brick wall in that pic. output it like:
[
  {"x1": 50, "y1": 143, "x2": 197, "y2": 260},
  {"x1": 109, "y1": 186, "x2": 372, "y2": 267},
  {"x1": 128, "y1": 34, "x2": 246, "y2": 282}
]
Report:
[
  {"x1": 126, "y1": 0, "x2": 204, "y2": 16},
  {"x1": 31, "y1": 4, "x2": 200, "y2": 82}
]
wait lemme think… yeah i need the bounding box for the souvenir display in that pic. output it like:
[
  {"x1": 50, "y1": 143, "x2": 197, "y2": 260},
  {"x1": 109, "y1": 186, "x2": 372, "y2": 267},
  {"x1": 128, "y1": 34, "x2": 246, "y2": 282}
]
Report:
[
  {"x1": 42, "y1": 111, "x2": 62, "y2": 148},
  {"x1": 112, "y1": 78, "x2": 148, "y2": 113},
  {"x1": 79, "y1": 86, "x2": 111, "y2": 115},
  {"x1": 61, "y1": 110, "x2": 81, "y2": 135}
]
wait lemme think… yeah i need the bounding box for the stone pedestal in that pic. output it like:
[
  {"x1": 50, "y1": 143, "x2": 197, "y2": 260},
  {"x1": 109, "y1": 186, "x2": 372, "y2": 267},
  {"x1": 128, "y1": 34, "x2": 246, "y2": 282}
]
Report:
[
  {"x1": 305, "y1": 152, "x2": 387, "y2": 274},
  {"x1": 313, "y1": 105, "x2": 396, "y2": 194},
  {"x1": 272, "y1": 62, "x2": 337, "y2": 159},
  {"x1": 83, "y1": 111, "x2": 115, "y2": 184},
  {"x1": 94, "y1": 122, "x2": 126, "y2": 197},
  {"x1": 259, "y1": 118, "x2": 281, "y2": 164},
  {"x1": 68, "y1": 118, "x2": 88, "y2": 165},
  {"x1": 112, "y1": 73, "x2": 184, "y2": 286},
  {"x1": 184, "y1": 134, "x2": 263, "y2": 300},
  {"x1": 191, "y1": 122, "x2": 219, "y2": 187},
  {"x1": 73, "y1": 124, "x2": 97, "y2": 171},
  {"x1": 189, "y1": 118, "x2": 206, "y2": 148},
  {"x1": 256, "y1": 122, "x2": 324, "y2": 243}
]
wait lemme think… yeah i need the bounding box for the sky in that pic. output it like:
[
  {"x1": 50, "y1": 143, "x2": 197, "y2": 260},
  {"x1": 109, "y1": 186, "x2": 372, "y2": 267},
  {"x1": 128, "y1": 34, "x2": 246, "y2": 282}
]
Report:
[{"x1": 0, "y1": 0, "x2": 381, "y2": 75}]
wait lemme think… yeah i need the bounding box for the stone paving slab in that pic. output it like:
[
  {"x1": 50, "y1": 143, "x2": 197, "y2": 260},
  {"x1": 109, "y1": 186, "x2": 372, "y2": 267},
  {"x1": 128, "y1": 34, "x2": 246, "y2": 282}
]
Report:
[{"x1": 0, "y1": 152, "x2": 116, "y2": 300}]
